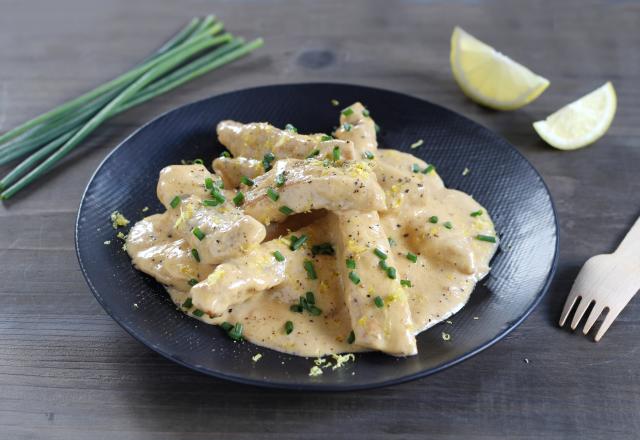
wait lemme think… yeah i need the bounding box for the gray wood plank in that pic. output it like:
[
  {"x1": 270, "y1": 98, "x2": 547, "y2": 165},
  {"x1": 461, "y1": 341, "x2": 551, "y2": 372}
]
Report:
[{"x1": 1, "y1": 0, "x2": 639, "y2": 438}]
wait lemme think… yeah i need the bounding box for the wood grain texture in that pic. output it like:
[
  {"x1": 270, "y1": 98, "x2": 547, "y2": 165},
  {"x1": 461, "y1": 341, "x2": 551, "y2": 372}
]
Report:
[{"x1": 1, "y1": 0, "x2": 639, "y2": 438}]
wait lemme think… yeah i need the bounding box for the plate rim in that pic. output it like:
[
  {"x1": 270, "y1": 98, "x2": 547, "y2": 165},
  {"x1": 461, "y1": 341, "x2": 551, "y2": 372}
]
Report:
[{"x1": 75, "y1": 82, "x2": 559, "y2": 391}]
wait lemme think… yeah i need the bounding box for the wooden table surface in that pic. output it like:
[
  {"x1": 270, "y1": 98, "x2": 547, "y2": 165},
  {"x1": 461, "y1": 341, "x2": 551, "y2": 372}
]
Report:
[{"x1": 1, "y1": 0, "x2": 639, "y2": 438}]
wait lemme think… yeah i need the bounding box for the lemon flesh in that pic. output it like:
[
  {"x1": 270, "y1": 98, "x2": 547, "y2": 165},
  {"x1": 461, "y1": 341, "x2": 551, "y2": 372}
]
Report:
[
  {"x1": 533, "y1": 82, "x2": 616, "y2": 150},
  {"x1": 450, "y1": 26, "x2": 550, "y2": 111}
]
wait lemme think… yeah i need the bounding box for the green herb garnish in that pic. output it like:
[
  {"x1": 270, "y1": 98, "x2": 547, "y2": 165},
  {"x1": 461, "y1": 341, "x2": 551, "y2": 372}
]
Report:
[
  {"x1": 285, "y1": 123, "x2": 297, "y2": 133},
  {"x1": 443, "y1": 221, "x2": 453, "y2": 230},
  {"x1": 406, "y1": 252, "x2": 417, "y2": 263},
  {"x1": 273, "y1": 250, "x2": 285, "y2": 262},
  {"x1": 275, "y1": 172, "x2": 286, "y2": 187},
  {"x1": 363, "y1": 151, "x2": 375, "y2": 160},
  {"x1": 290, "y1": 234, "x2": 308, "y2": 251},
  {"x1": 311, "y1": 242, "x2": 335, "y2": 257},
  {"x1": 428, "y1": 216, "x2": 438, "y2": 224},
  {"x1": 374, "y1": 247, "x2": 388, "y2": 260},
  {"x1": 240, "y1": 176, "x2": 254, "y2": 187},
  {"x1": 342, "y1": 107, "x2": 354, "y2": 117},
  {"x1": 374, "y1": 296, "x2": 384, "y2": 308},
  {"x1": 303, "y1": 259, "x2": 317, "y2": 280},
  {"x1": 400, "y1": 279, "x2": 412, "y2": 288},
  {"x1": 342, "y1": 122, "x2": 353, "y2": 132},
  {"x1": 347, "y1": 331, "x2": 355, "y2": 344},
  {"x1": 192, "y1": 227, "x2": 205, "y2": 241},
  {"x1": 320, "y1": 134, "x2": 333, "y2": 141},
  {"x1": 191, "y1": 248, "x2": 200, "y2": 262},
  {"x1": 285, "y1": 321, "x2": 294, "y2": 334},
  {"x1": 266, "y1": 187, "x2": 279, "y2": 201},
  {"x1": 181, "y1": 298, "x2": 193, "y2": 309},
  {"x1": 170, "y1": 196, "x2": 181, "y2": 208},
  {"x1": 332, "y1": 146, "x2": 341, "y2": 161},
  {"x1": 306, "y1": 149, "x2": 320, "y2": 158},
  {"x1": 205, "y1": 177, "x2": 214, "y2": 190},
  {"x1": 422, "y1": 164, "x2": 435, "y2": 174},
  {"x1": 470, "y1": 210, "x2": 483, "y2": 217},
  {"x1": 476, "y1": 234, "x2": 497, "y2": 243},
  {"x1": 386, "y1": 266, "x2": 397, "y2": 279},
  {"x1": 348, "y1": 271, "x2": 360, "y2": 285},
  {"x1": 279, "y1": 205, "x2": 294, "y2": 215},
  {"x1": 346, "y1": 258, "x2": 356, "y2": 269},
  {"x1": 233, "y1": 191, "x2": 244, "y2": 206},
  {"x1": 192, "y1": 309, "x2": 204, "y2": 317},
  {"x1": 228, "y1": 322, "x2": 243, "y2": 340},
  {"x1": 188, "y1": 278, "x2": 198, "y2": 286}
]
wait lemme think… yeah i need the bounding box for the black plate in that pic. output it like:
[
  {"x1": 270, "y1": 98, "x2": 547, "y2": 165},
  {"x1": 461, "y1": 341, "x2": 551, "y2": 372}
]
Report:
[{"x1": 76, "y1": 83, "x2": 558, "y2": 390}]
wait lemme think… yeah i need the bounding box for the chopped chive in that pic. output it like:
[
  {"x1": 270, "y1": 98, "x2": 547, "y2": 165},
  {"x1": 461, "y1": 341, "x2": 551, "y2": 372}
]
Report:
[
  {"x1": 273, "y1": 250, "x2": 285, "y2": 262},
  {"x1": 303, "y1": 259, "x2": 317, "y2": 280},
  {"x1": 362, "y1": 108, "x2": 370, "y2": 117},
  {"x1": 347, "y1": 331, "x2": 355, "y2": 344},
  {"x1": 290, "y1": 234, "x2": 308, "y2": 251},
  {"x1": 341, "y1": 107, "x2": 354, "y2": 117},
  {"x1": 181, "y1": 297, "x2": 193, "y2": 309},
  {"x1": 348, "y1": 271, "x2": 360, "y2": 285},
  {"x1": 285, "y1": 123, "x2": 297, "y2": 133},
  {"x1": 298, "y1": 296, "x2": 308, "y2": 310},
  {"x1": 193, "y1": 159, "x2": 204, "y2": 165},
  {"x1": 470, "y1": 210, "x2": 483, "y2": 217},
  {"x1": 210, "y1": 187, "x2": 226, "y2": 204},
  {"x1": 305, "y1": 291, "x2": 315, "y2": 305},
  {"x1": 311, "y1": 242, "x2": 335, "y2": 257},
  {"x1": 205, "y1": 177, "x2": 214, "y2": 190},
  {"x1": 320, "y1": 134, "x2": 333, "y2": 141},
  {"x1": 275, "y1": 172, "x2": 286, "y2": 187},
  {"x1": 378, "y1": 260, "x2": 388, "y2": 270},
  {"x1": 332, "y1": 146, "x2": 341, "y2": 161},
  {"x1": 285, "y1": 320, "x2": 294, "y2": 334},
  {"x1": 374, "y1": 123, "x2": 381, "y2": 134},
  {"x1": 220, "y1": 151, "x2": 231, "y2": 158},
  {"x1": 411, "y1": 163, "x2": 421, "y2": 173},
  {"x1": 428, "y1": 216, "x2": 439, "y2": 224},
  {"x1": 279, "y1": 205, "x2": 294, "y2": 215},
  {"x1": 217, "y1": 180, "x2": 225, "y2": 189},
  {"x1": 406, "y1": 252, "x2": 418, "y2": 263},
  {"x1": 422, "y1": 164, "x2": 435, "y2": 174},
  {"x1": 443, "y1": 221, "x2": 453, "y2": 230},
  {"x1": 262, "y1": 152, "x2": 276, "y2": 171},
  {"x1": 220, "y1": 322, "x2": 233, "y2": 332},
  {"x1": 228, "y1": 322, "x2": 243, "y2": 340},
  {"x1": 476, "y1": 234, "x2": 497, "y2": 243},
  {"x1": 191, "y1": 249, "x2": 200, "y2": 262},
  {"x1": 374, "y1": 247, "x2": 388, "y2": 260},
  {"x1": 233, "y1": 191, "x2": 244, "y2": 206},
  {"x1": 363, "y1": 151, "x2": 375, "y2": 160},
  {"x1": 192, "y1": 309, "x2": 204, "y2": 317},
  {"x1": 400, "y1": 279, "x2": 412, "y2": 288},
  {"x1": 331, "y1": 99, "x2": 340, "y2": 106},
  {"x1": 374, "y1": 296, "x2": 384, "y2": 308},
  {"x1": 188, "y1": 278, "x2": 198, "y2": 286},
  {"x1": 192, "y1": 227, "x2": 205, "y2": 241},
  {"x1": 346, "y1": 258, "x2": 356, "y2": 269},
  {"x1": 240, "y1": 176, "x2": 254, "y2": 187},
  {"x1": 290, "y1": 304, "x2": 303, "y2": 313},
  {"x1": 388, "y1": 237, "x2": 397, "y2": 247},
  {"x1": 308, "y1": 305, "x2": 322, "y2": 316},
  {"x1": 306, "y1": 149, "x2": 320, "y2": 158},
  {"x1": 170, "y1": 196, "x2": 181, "y2": 208},
  {"x1": 386, "y1": 266, "x2": 397, "y2": 279},
  {"x1": 266, "y1": 187, "x2": 279, "y2": 201},
  {"x1": 342, "y1": 122, "x2": 353, "y2": 132},
  {"x1": 202, "y1": 199, "x2": 219, "y2": 207},
  {"x1": 410, "y1": 139, "x2": 424, "y2": 149}
]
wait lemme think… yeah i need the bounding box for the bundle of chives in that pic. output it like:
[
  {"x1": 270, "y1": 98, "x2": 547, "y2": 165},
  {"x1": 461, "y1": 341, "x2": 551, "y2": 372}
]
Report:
[{"x1": 0, "y1": 16, "x2": 263, "y2": 199}]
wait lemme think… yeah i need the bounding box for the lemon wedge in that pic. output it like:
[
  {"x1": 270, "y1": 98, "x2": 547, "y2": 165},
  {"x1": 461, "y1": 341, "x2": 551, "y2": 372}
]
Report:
[
  {"x1": 533, "y1": 82, "x2": 617, "y2": 150},
  {"x1": 450, "y1": 26, "x2": 550, "y2": 110}
]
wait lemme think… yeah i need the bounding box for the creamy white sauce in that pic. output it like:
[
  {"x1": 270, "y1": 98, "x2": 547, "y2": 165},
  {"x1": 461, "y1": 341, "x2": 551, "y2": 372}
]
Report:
[{"x1": 126, "y1": 113, "x2": 498, "y2": 358}]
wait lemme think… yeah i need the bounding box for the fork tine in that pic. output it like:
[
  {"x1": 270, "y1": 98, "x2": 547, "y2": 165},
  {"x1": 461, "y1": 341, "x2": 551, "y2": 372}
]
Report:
[
  {"x1": 559, "y1": 294, "x2": 580, "y2": 327},
  {"x1": 582, "y1": 303, "x2": 606, "y2": 335},
  {"x1": 570, "y1": 297, "x2": 593, "y2": 330},
  {"x1": 594, "y1": 308, "x2": 621, "y2": 342}
]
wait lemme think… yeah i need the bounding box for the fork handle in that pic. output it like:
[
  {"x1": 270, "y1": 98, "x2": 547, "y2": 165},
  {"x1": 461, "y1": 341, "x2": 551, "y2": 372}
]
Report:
[{"x1": 615, "y1": 216, "x2": 640, "y2": 258}]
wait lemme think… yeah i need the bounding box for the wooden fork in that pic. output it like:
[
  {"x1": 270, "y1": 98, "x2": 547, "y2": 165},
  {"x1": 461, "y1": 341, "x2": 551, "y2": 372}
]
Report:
[{"x1": 559, "y1": 216, "x2": 640, "y2": 341}]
